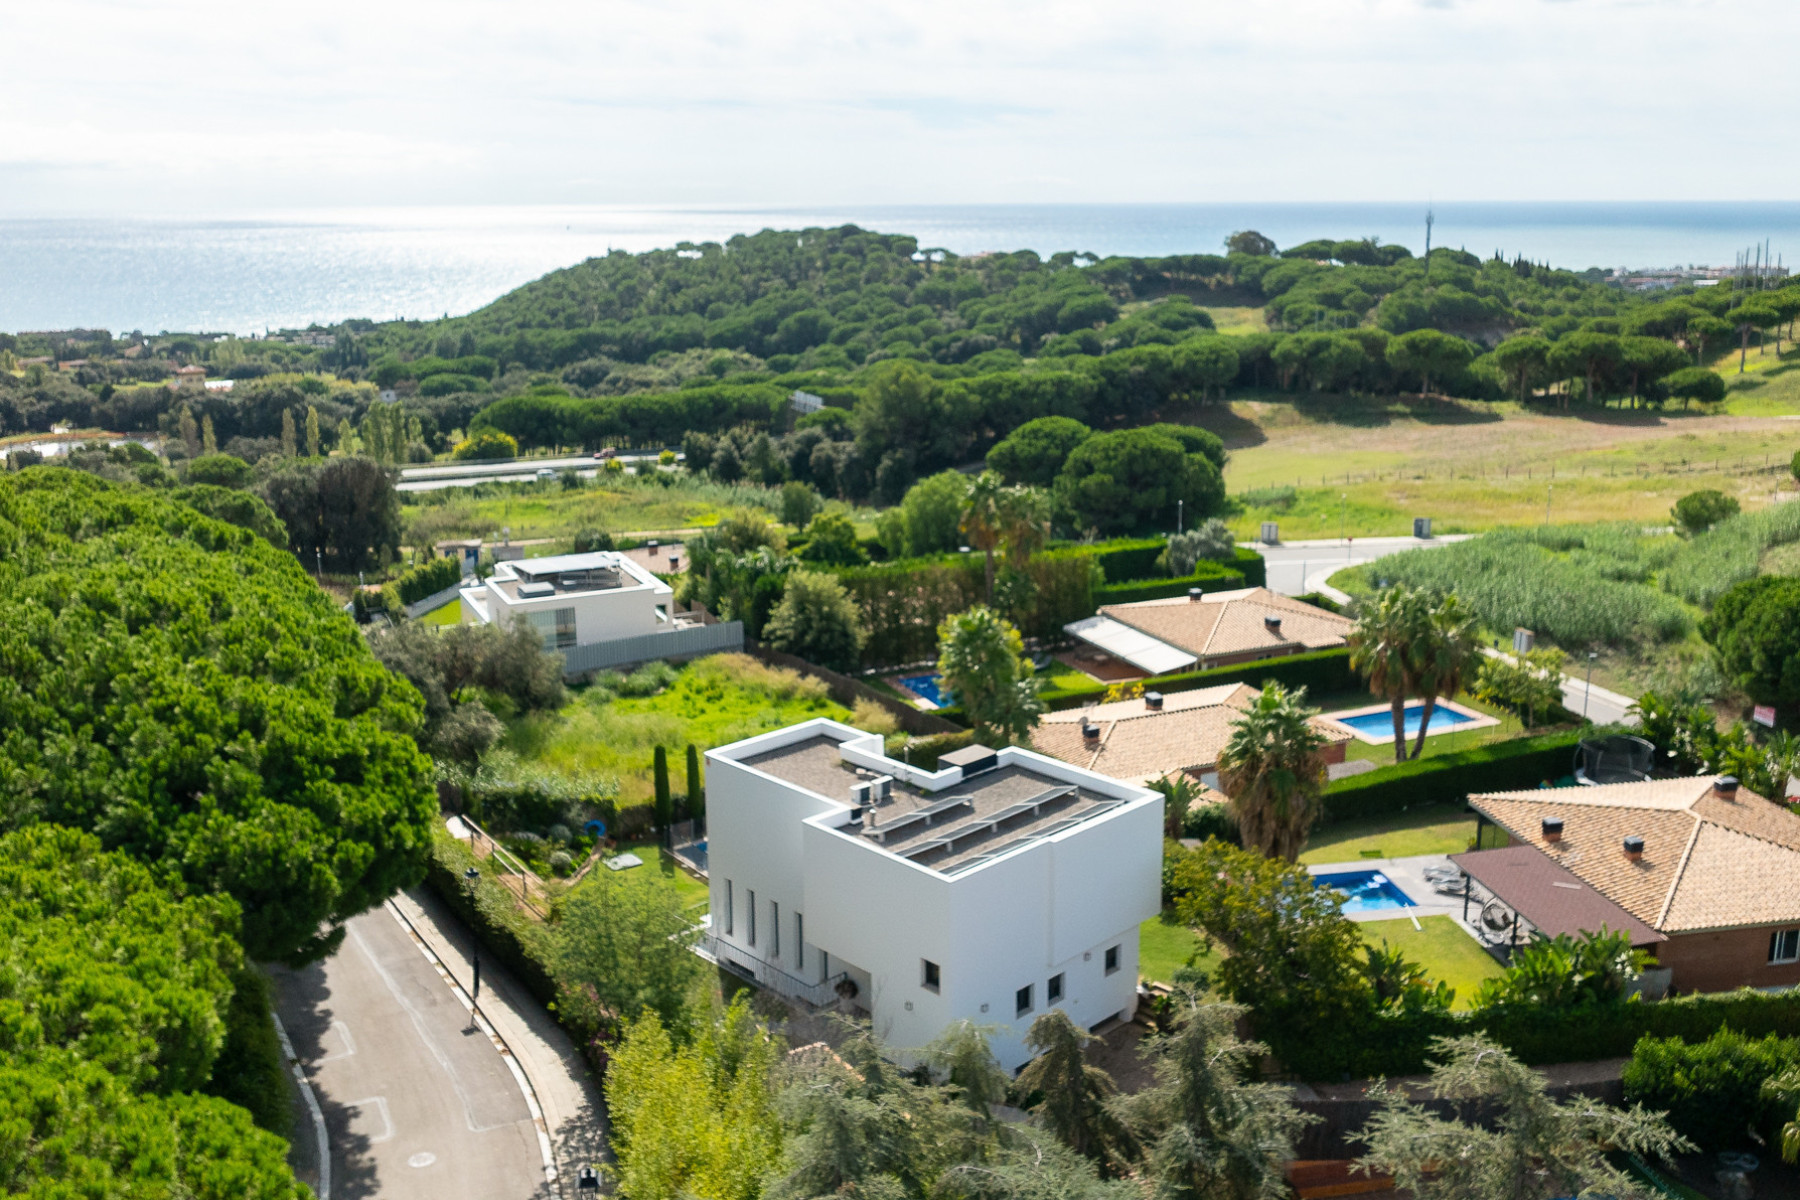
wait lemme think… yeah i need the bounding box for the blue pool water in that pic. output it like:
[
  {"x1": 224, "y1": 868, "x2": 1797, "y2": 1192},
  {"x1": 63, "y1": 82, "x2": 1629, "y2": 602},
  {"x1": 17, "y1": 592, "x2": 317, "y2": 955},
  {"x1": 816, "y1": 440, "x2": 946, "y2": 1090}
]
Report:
[
  {"x1": 898, "y1": 673, "x2": 952, "y2": 708},
  {"x1": 1314, "y1": 870, "x2": 1417, "y2": 913},
  {"x1": 1332, "y1": 701, "x2": 1477, "y2": 740}
]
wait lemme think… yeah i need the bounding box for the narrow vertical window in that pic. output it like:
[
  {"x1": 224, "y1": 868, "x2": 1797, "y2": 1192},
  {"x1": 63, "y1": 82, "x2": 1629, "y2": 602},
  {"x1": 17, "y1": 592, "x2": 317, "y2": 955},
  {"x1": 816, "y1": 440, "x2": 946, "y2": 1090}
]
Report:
[
  {"x1": 1104, "y1": 945, "x2": 1120, "y2": 975},
  {"x1": 724, "y1": 880, "x2": 733, "y2": 935},
  {"x1": 771, "y1": 901, "x2": 780, "y2": 959},
  {"x1": 795, "y1": 912, "x2": 805, "y2": 972},
  {"x1": 747, "y1": 890, "x2": 757, "y2": 946},
  {"x1": 1047, "y1": 973, "x2": 1064, "y2": 1004},
  {"x1": 1015, "y1": 984, "x2": 1033, "y2": 1017}
]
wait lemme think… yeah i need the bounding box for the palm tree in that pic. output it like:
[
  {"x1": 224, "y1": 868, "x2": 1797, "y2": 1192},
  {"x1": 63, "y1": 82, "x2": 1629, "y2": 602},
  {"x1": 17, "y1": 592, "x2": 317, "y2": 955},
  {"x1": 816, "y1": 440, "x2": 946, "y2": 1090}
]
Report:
[
  {"x1": 1347, "y1": 585, "x2": 1431, "y2": 764},
  {"x1": 1217, "y1": 683, "x2": 1329, "y2": 862},
  {"x1": 1405, "y1": 592, "x2": 1482, "y2": 761},
  {"x1": 962, "y1": 472, "x2": 1051, "y2": 604},
  {"x1": 961, "y1": 471, "x2": 1008, "y2": 603}
]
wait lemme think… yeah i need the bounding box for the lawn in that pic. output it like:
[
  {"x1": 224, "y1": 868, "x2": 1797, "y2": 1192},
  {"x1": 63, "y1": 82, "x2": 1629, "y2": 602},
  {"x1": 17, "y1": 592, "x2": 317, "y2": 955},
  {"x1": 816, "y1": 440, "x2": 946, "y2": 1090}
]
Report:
[
  {"x1": 1299, "y1": 805, "x2": 1476, "y2": 865},
  {"x1": 502, "y1": 653, "x2": 858, "y2": 807},
  {"x1": 1188, "y1": 394, "x2": 1800, "y2": 538},
  {"x1": 418, "y1": 600, "x2": 463, "y2": 626},
  {"x1": 1139, "y1": 912, "x2": 1214, "y2": 986},
  {"x1": 401, "y1": 473, "x2": 782, "y2": 545},
  {"x1": 603, "y1": 839, "x2": 711, "y2": 914},
  {"x1": 1356, "y1": 915, "x2": 1503, "y2": 1010}
]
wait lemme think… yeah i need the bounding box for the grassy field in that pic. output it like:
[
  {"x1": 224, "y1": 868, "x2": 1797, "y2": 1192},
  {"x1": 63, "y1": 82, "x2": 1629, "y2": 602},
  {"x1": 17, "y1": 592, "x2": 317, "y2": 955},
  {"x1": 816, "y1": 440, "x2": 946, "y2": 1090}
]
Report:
[
  {"x1": 1357, "y1": 915, "x2": 1504, "y2": 1010},
  {"x1": 503, "y1": 653, "x2": 855, "y2": 806},
  {"x1": 1299, "y1": 805, "x2": 1477, "y2": 865},
  {"x1": 401, "y1": 474, "x2": 781, "y2": 545},
  {"x1": 1187, "y1": 395, "x2": 1800, "y2": 538},
  {"x1": 1200, "y1": 306, "x2": 1270, "y2": 336},
  {"x1": 601, "y1": 839, "x2": 711, "y2": 914}
]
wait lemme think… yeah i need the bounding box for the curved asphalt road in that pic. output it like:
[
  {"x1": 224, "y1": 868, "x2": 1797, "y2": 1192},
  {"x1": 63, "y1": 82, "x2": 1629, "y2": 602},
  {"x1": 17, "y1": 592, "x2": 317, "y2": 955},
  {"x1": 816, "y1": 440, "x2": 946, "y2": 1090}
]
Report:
[{"x1": 269, "y1": 908, "x2": 548, "y2": 1199}]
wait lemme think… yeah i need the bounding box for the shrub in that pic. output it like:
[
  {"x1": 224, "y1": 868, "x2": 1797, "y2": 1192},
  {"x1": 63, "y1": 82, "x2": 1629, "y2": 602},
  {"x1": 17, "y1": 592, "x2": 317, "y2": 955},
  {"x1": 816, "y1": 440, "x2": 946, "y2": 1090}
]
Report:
[
  {"x1": 1166, "y1": 520, "x2": 1237, "y2": 574},
  {"x1": 1673, "y1": 488, "x2": 1741, "y2": 534},
  {"x1": 453, "y1": 428, "x2": 519, "y2": 460},
  {"x1": 186, "y1": 453, "x2": 251, "y2": 488},
  {"x1": 1624, "y1": 1028, "x2": 1800, "y2": 1152},
  {"x1": 1702, "y1": 575, "x2": 1800, "y2": 710}
]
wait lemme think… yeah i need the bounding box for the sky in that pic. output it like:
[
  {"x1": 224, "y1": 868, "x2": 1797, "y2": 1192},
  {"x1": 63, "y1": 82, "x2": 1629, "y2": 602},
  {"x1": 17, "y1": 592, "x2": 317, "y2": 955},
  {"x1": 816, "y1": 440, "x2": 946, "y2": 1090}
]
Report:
[{"x1": 3, "y1": 0, "x2": 1797, "y2": 214}]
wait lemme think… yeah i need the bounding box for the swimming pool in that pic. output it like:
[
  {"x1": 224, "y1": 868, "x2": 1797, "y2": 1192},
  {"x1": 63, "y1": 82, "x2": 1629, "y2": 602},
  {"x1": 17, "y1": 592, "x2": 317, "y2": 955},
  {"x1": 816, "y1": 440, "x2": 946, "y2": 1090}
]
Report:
[
  {"x1": 1314, "y1": 869, "x2": 1418, "y2": 913},
  {"x1": 898, "y1": 672, "x2": 953, "y2": 708},
  {"x1": 1329, "y1": 700, "x2": 1484, "y2": 743}
]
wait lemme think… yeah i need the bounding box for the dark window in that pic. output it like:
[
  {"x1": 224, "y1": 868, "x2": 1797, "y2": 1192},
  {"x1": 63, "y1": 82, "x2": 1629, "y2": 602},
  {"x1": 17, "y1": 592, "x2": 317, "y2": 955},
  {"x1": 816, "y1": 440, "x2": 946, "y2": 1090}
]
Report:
[
  {"x1": 1772, "y1": 928, "x2": 1800, "y2": 964},
  {"x1": 1047, "y1": 973, "x2": 1064, "y2": 1004},
  {"x1": 1015, "y1": 984, "x2": 1033, "y2": 1017},
  {"x1": 922, "y1": 959, "x2": 940, "y2": 992},
  {"x1": 747, "y1": 890, "x2": 757, "y2": 946},
  {"x1": 1104, "y1": 945, "x2": 1121, "y2": 975},
  {"x1": 527, "y1": 607, "x2": 578, "y2": 649},
  {"x1": 771, "y1": 901, "x2": 780, "y2": 958},
  {"x1": 724, "y1": 880, "x2": 733, "y2": 935},
  {"x1": 796, "y1": 912, "x2": 805, "y2": 971}
]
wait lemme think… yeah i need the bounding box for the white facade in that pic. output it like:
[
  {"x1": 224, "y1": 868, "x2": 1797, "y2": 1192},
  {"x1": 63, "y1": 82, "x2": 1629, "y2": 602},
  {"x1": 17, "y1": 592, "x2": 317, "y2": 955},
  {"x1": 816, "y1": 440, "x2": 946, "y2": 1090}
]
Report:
[
  {"x1": 457, "y1": 550, "x2": 676, "y2": 648},
  {"x1": 705, "y1": 719, "x2": 1162, "y2": 1071}
]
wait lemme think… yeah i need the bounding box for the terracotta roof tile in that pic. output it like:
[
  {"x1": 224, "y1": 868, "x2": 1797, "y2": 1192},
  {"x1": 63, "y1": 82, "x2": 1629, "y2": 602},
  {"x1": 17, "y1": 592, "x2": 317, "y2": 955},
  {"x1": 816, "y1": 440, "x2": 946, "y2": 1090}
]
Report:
[
  {"x1": 1469, "y1": 778, "x2": 1800, "y2": 932},
  {"x1": 1098, "y1": 588, "x2": 1353, "y2": 662}
]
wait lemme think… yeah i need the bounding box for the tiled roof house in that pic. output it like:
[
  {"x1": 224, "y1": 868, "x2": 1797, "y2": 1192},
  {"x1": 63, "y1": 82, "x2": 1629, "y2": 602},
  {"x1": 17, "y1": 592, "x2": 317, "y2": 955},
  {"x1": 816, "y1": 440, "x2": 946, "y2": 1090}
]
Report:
[{"x1": 1065, "y1": 588, "x2": 1353, "y2": 677}]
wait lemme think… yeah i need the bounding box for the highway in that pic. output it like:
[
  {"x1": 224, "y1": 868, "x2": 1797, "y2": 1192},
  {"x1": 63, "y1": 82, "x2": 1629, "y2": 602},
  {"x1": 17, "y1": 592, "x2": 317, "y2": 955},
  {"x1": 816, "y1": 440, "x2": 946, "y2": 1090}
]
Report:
[
  {"x1": 269, "y1": 906, "x2": 550, "y2": 1200},
  {"x1": 397, "y1": 454, "x2": 670, "y2": 492}
]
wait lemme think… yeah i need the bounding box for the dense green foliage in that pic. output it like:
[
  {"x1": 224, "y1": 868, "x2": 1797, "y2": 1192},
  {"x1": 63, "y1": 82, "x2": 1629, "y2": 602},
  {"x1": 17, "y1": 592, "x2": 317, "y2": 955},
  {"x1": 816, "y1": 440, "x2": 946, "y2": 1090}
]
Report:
[
  {"x1": 394, "y1": 552, "x2": 464, "y2": 604},
  {"x1": 0, "y1": 470, "x2": 437, "y2": 963},
  {"x1": 1319, "y1": 729, "x2": 1588, "y2": 822},
  {"x1": 1672, "y1": 487, "x2": 1740, "y2": 533},
  {"x1": 1217, "y1": 683, "x2": 1330, "y2": 862},
  {"x1": 1703, "y1": 574, "x2": 1800, "y2": 710},
  {"x1": 257, "y1": 454, "x2": 404, "y2": 571},
  {"x1": 936, "y1": 607, "x2": 1043, "y2": 745},
  {"x1": 1624, "y1": 1028, "x2": 1800, "y2": 1152},
  {"x1": 1039, "y1": 647, "x2": 1355, "y2": 711},
  {"x1": 0, "y1": 825, "x2": 242, "y2": 1093},
  {"x1": 761, "y1": 570, "x2": 867, "y2": 672}
]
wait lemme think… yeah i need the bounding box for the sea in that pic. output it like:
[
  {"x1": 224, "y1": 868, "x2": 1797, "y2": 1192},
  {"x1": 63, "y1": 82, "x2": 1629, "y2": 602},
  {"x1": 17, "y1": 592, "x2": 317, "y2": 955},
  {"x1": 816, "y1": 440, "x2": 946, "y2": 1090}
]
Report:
[{"x1": 2, "y1": 201, "x2": 1797, "y2": 337}]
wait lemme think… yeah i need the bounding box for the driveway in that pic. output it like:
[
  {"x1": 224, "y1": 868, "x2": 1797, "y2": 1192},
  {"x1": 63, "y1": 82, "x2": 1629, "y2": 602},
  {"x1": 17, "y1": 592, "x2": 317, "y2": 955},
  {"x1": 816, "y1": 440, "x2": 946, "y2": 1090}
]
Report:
[
  {"x1": 1251, "y1": 535, "x2": 1472, "y2": 600},
  {"x1": 269, "y1": 907, "x2": 549, "y2": 1200}
]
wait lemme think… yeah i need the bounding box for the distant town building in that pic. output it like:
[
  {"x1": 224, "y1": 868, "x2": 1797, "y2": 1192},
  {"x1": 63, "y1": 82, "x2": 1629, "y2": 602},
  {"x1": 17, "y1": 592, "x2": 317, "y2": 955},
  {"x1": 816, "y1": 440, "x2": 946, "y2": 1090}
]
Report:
[
  {"x1": 790, "y1": 390, "x2": 825, "y2": 414},
  {"x1": 168, "y1": 365, "x2": 207, "y2": 389}
]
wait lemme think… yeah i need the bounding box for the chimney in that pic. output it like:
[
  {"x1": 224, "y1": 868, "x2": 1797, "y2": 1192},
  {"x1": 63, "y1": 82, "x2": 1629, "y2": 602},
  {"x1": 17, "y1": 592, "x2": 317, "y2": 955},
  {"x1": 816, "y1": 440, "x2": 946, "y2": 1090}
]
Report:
[
  {"x1": 1541, "y1": 816, "x2": 1564, "y2": 843},
  {"x1": 1188, "y1": 587, "x2": 1203, "y2": 602},
  {"x1": 1081, "y1": 721, "x2": 1101, "y2": 744},
  {"x1": 1144, "y1": 691, "x2": 1164, "y2": 710},
  {"x1": 1264, "y1": 615, "x2": 1283, "y2": 634},
  {"x1": 864, "y1": 805, "x2": 878, "y2": 830},
  {"x1": 1715, "y1": 775, "x2": 1739, "y2": 799},
  {"x1": 1623, "y1": 834, "x2": 1645, "y2": 862},
  {"x1": 648, "y1": 539, "x2": 660, "y2": 556}
]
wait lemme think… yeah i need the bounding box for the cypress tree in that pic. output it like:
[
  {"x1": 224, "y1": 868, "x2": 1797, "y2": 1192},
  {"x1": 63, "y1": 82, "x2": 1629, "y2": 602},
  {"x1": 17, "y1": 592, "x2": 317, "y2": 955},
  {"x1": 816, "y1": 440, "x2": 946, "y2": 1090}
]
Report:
[
  {"x1": 652, "y1": 745, "x2": 672, "y2": 841},
  {"x1": 685, "y1": 743, "x2": 703, "y2": 829}
]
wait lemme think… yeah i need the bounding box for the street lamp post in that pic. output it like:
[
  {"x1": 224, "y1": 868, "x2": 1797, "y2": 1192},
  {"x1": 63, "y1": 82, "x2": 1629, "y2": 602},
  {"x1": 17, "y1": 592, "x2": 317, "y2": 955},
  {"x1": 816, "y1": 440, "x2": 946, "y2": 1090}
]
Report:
[{"x1": 462, "y1": 867, "x2": 482, "y2": 1029}]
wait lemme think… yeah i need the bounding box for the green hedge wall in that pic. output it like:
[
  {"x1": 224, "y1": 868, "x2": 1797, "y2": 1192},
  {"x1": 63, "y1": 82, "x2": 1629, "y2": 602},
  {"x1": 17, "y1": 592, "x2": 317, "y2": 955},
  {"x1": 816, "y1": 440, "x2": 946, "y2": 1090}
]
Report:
[
  {"x1": 203, "y1": 968, "x2": 292, "y2": 1138},
  {"x1": 1040, "y1": 647, "x2": 1359, "y2": 710},
  {"x1": 1094, "y1": 561, "x2": 1245, "y2": 606},
  {"x1": 1231, "y1": 546, "x2": 1267, "y2": 588},
  {"x1": 396, "y1": 554, "x2": 463, "y2": 604},
  {"x1": 1319, "y1": 727, "x2": 1588, "y2": 823},
  {"x1": 424, "y1": 831, "x2": 558, "y2": 1007},
  {"x1": 836, "y1": 554, "x2": 1097, "y2": 668},
  {"x1": 1285, "y1": 987, "x2": 1800, "y2": 1083}
]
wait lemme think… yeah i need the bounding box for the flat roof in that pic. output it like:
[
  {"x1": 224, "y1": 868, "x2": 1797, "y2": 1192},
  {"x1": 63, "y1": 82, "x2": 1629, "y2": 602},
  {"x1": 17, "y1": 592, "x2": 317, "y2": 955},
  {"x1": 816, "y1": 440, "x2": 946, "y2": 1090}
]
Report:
[
  {"x1": 1064, "y1": 615, "x2": 1197, "y2": 675},
  {"x1": 742, "y1": 734, "x2": 1129, "y2": 876},
  {"x1": 1451, "y1": 844, "x2": 1666, "y2": 946}
]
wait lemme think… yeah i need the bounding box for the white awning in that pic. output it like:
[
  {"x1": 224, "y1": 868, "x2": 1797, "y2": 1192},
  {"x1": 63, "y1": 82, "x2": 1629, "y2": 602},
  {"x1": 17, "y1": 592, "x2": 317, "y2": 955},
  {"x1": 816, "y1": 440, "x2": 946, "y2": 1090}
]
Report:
[{"x1": 1063, "y1": 615, "x2": 1197, "y2": 676}]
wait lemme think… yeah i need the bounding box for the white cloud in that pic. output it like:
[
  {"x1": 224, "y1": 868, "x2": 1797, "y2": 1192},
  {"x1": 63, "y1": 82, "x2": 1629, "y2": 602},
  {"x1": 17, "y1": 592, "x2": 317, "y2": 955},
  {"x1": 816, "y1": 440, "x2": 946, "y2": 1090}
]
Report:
[{"x1": 0, "y1": 0, "x2": 1789, "y2": 212}]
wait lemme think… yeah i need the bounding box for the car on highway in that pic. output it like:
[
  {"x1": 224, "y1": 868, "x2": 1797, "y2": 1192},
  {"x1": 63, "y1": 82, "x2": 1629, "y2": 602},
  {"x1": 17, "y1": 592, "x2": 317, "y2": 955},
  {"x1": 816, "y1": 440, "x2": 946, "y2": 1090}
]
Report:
[
  {"x1": 593, "y1": 447, "x2": 617, "y2": 460},
  {"x1": 536, "y1": 467, "x2": 557, "y2": 481}
]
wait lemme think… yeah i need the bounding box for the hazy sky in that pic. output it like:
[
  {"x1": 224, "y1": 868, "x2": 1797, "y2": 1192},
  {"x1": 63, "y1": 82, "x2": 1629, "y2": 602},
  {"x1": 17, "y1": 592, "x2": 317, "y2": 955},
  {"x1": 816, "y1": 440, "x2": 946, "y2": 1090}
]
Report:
[{"x1": 3, "y1": 0, "x2": 1794, "y2": 214}]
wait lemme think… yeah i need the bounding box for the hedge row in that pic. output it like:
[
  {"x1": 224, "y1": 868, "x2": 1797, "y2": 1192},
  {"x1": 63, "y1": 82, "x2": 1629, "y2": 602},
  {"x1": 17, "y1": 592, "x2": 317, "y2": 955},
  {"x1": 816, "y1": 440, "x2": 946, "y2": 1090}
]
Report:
[
  {"x1": 1286, "y1": 987, "x2": 1800, "y2": 1083},
  {"x1": 425, "y1": 830, "x2": 558, "y2": 1007},
  {"x1": 1319, "y1": 727, "x2": 1588, "y2": 823},
  {"x1": 837, "y1": 554, "x2": 1097, "y2": 668},
  {"x1": 1093, "y1": 561, "x2": 1245, "y2": 606},
  {"x1": 396, "y1": 554, "x2": 464, "y2": 604},
  {"x1": 1039, "y1": 647, "x2": 1360, "y2": 710}
]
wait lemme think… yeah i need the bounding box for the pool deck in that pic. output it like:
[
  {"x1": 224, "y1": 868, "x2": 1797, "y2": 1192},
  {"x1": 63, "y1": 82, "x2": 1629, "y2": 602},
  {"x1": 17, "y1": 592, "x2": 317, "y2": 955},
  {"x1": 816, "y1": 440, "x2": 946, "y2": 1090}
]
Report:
[
  {"x1": 1319, "y1": 699, "x2": 1500, "y2": 746},
  {"x1": 1308, "y1": 853, "x2": 1486, "y2": 931}
]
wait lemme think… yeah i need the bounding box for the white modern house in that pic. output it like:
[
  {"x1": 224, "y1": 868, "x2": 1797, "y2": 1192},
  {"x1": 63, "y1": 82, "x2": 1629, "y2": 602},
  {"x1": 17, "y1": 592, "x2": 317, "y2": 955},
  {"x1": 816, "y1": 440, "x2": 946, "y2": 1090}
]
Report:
[
  {"x1": 704, "y1": 719, "x2": 1163, "y2": 1071},
  {"x1": 458, "y1": 550, "x2": 676, "y2": 647}
]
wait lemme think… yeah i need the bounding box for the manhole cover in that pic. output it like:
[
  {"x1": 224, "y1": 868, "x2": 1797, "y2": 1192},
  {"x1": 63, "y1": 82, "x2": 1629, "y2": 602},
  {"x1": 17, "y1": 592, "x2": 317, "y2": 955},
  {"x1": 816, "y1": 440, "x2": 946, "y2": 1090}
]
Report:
[{"x1": 408, "y1": 1152, "x2": 437, "y2": 1168}]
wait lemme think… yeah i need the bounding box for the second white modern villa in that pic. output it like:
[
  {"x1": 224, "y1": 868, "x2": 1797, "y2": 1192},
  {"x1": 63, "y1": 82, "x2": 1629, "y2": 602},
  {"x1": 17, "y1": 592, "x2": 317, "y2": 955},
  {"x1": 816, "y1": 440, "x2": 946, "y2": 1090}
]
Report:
[{"x1": 703, "y1": 719, "x2": 1164, "y2": 1072}]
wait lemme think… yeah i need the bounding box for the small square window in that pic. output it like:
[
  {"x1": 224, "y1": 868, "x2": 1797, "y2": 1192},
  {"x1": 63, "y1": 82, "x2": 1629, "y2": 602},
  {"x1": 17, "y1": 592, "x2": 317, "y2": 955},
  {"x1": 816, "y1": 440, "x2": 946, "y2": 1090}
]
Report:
[
  {"x1": 1015, "y1": 984, "x2": 1033, "y2": 1017},
  {"x1": 1104, "y1": 945, "x2": 1121, "y2": 975},
  {"x1": 922, "y1": 959, "x2": 941, "y2": 992},
  {"x1": 1772, "y1": 928, "x2": 1800, "y2": 965},
  {"x1": 1047, "y1": 973, "x2": 1064, "y2": 1004}
]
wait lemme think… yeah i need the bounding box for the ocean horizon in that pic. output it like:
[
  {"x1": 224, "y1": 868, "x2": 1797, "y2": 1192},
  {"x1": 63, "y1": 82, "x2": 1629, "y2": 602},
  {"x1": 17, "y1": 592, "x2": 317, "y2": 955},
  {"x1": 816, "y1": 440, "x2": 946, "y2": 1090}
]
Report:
[{"x1": 2, "y1": 201, "x2": 1797, "y2": 337}]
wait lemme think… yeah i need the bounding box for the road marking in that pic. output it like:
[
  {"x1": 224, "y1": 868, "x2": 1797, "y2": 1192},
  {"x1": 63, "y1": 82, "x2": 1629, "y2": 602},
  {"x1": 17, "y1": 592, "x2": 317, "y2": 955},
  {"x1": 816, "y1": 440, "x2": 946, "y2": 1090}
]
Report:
[
  {"x1": 345, "y1": 1095, "x2": 394, "y2": 1143},
  {"x1": 319, "y1": 1020, "x2": 358, "y2": 1062},
  {"x1": 345, "y1": 919, "x2": 518, "y2": 1134},
  {"x1": 408, "y1": 1152, "x2": 438, "y2": 1168},
  {"x1": 271, "y1": 1007, "x2": 331, "y2": 1200},
  {"x1": 383, "y1": 899, "x2": 561, "y2": 1196}
]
